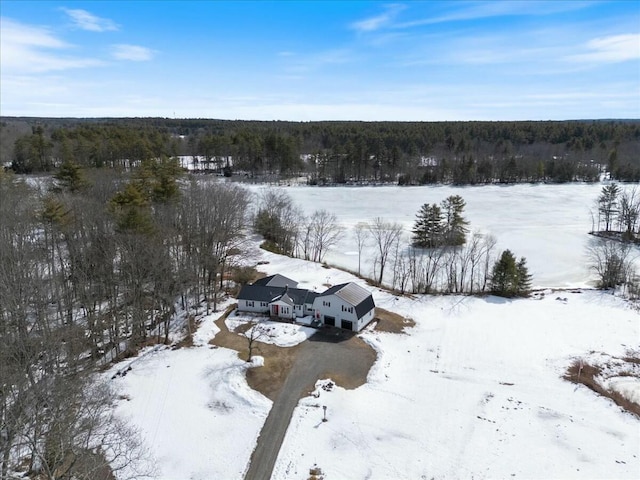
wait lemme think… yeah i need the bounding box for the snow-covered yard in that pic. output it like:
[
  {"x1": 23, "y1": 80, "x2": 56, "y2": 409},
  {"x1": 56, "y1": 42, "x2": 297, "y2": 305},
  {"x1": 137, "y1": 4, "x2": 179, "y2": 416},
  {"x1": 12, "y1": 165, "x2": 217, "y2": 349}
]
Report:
[
  {"x1": 107, "y1": 240, "x2": 639, "y2": 480},
  {"x1": 226, "y1": 313, "x2": 316, "y2": 348},
  {"x1": 274, "y1": 291, "x2": 639, "y2": 479},
  {"x1": 106, "y1": 310, "x2": 271, "y2": 480}
]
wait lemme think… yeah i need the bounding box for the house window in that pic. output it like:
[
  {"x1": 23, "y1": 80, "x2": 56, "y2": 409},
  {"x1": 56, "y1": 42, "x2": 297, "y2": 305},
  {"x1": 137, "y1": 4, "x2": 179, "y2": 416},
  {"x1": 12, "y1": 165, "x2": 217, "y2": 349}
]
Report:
[
  {"x1": 323, "y1": 301, "x2": 331, "y2": 307},
  {"x1": 247, "y1": 301, "x2": 254, "y2": 307},
  {"x1": 261, "y1": 302, "x2": 267, "y2": 307}
]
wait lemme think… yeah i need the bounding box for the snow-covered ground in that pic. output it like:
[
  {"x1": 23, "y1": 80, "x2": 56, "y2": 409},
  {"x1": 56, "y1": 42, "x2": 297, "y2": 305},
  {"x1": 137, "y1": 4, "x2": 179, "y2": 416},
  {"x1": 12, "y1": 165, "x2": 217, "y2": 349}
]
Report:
[
  {"x1": 255, "y1": 247, "x2": 640, "y2": 480},
  {"x1": 227, "y1": 313, "x2": 316, "y2": 347},
  {"x1": 107, "y1": 241, "x2": 639, "y2": 480},
  {"x1": 243, "y1": 182, "x2": 636, "y2": 288},
  {"x1": 106, "y1": 310, "x2": 271, "y2": 480}
]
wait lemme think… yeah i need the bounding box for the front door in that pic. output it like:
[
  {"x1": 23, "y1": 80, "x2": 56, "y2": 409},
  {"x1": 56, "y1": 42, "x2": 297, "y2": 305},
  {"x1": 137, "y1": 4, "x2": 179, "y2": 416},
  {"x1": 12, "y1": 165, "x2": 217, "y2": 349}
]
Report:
[{"x1": 272, "y1": 304, "x2": 279, "y2": 316}]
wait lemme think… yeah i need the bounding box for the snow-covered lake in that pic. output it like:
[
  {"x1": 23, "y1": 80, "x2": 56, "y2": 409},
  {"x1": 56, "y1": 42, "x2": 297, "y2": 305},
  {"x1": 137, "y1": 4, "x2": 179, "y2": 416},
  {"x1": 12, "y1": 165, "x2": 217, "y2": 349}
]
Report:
[{"x1": 244, "y1": 182, "x2": 618, "y2": 288}]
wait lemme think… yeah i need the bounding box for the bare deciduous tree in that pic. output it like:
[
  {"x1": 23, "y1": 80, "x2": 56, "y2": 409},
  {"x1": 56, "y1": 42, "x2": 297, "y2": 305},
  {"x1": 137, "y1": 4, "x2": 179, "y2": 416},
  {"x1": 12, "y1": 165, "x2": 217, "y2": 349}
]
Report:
[
  {"x1": 619, "y1": 187, "x2": 640, "y2": 240},
  {"x1": 367, "y1": 217, "x2": 403, "y2": 284},
  {"x1": 308, "y1": 209, "x2": 343, "y2": 263},
  {"x1": 354, "y1": 222, "x2": 369, "y2": 276},
  {"x1": 245, "y1": 320, "x2": 273, "y2": 362},
  {"x1": 587, "y1": 238, "x2": 636, "y2": 289}
]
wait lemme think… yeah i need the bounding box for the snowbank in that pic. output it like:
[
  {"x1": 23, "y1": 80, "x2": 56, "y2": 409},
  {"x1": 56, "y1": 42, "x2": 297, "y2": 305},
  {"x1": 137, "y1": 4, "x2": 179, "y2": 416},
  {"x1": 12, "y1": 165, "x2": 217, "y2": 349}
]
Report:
[{"x1": 609, "y1": 377, "x2": 640, "y2": 405}]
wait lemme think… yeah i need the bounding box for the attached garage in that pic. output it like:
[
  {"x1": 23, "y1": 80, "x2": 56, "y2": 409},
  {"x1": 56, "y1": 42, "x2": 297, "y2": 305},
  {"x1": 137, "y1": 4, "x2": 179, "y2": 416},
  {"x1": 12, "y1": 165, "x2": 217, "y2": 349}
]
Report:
[
  {"x1": 341, "y1": 319, "x2": 353, "y2": 331},
  {"x1": 324, "y1": 315, "x2": 335, "y2": 326}
]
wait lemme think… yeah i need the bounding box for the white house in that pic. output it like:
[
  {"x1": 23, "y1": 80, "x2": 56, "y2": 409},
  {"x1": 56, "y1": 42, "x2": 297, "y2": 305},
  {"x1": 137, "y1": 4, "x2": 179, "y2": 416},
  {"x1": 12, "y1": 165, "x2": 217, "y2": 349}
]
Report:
[
  {"x1": 237, "y1": 277, "x2": 375, "y2": 332},
  {"x1": 237, "y1": 284, "x2": 318, "y2": 321},
  {"x1": 312, "y1": 282, "x2": 375, "y2": 332}
]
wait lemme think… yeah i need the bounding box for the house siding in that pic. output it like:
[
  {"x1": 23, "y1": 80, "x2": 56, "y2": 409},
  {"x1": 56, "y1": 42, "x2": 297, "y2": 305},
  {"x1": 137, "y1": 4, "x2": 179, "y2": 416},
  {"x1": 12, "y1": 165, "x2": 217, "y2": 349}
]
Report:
[
  {"x1": 270, "y1": 300, "x2": 296, "y2": 320},
  {"x1": 239, "y1": 279, "x2": 375, "y2": 332},
  {"x1": 313, "y1": 294, "x2": 358, "y2": 329},
  {"x1": 238, "y1": 299, "x2": 269, "y2": 314}
]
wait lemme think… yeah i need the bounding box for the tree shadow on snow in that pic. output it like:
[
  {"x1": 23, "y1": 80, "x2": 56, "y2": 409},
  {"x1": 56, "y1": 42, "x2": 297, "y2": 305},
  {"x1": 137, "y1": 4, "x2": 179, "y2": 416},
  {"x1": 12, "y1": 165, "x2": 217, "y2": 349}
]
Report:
[{"x1": 483, "y1": 295, "x2": 513, "y2": 305}]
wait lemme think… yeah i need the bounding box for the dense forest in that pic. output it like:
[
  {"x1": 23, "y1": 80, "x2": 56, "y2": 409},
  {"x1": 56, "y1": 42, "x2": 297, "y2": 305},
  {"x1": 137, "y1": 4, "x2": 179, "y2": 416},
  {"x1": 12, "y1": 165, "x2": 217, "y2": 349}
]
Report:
[
  {"x1": 2, "y1": 117, "x2": 639, "y2": 183},
  {"x1": 0, "y1": 162, "x2": 253, "y2": 478}
]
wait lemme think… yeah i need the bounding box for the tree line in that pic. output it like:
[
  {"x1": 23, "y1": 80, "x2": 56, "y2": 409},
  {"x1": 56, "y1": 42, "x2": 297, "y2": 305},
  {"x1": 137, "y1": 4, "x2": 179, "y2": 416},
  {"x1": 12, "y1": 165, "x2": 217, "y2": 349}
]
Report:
[
  {"x1": 3, "y1": 118, "x2": 639, "y2": 183},
  {"x1": 0, "y1": 160, "x2": 252, "y2": 478},
  {"x1": 253, "y1": 188, "x2": 531, "y2": 297}
]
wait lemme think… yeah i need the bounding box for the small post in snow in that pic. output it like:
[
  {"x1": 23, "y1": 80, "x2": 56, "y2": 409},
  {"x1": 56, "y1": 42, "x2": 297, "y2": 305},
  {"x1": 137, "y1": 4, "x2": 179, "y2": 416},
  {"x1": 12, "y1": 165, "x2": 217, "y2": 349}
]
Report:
[{"x1": 322, "y1": 405, "x2": 327, "y2": 422}]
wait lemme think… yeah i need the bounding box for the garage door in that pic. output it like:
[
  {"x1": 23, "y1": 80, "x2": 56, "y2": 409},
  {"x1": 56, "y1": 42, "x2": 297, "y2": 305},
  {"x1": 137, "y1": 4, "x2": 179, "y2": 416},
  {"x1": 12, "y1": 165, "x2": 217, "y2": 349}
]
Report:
[
  {"x1": 341, "y1": 320, "x2": 353, "y2": 331},
  {"x1": 324, "y1": 316, "x2": 335, "y2": 326}
]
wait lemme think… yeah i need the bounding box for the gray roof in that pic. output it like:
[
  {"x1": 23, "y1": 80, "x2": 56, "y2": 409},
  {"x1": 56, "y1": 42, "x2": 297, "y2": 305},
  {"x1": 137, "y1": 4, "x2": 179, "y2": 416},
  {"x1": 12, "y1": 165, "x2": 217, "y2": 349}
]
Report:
[
  {"x1": 318, "y1": 282, "x2": 375, "y2": 319},
  {"x1": 238, "y1": 285, "x2": 317, "y2": 306},
  {"x1": 253, "y1": 274, "x2": 298, "y2": 288}
]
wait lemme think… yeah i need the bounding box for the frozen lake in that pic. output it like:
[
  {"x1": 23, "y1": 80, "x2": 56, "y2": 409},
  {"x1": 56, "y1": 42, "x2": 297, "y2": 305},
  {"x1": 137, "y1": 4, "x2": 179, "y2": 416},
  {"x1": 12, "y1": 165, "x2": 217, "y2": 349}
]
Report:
[{"x1": 243, "y1": 182, "x2": 636, "y2": 288}]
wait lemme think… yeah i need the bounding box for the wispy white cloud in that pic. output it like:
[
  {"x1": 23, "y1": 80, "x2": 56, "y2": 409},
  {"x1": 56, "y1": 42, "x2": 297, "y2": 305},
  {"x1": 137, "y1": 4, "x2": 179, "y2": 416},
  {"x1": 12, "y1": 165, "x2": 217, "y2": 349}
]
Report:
[
  {"x1": 61, "y1": 8, "x2": 119, "y2": 32},
  {"x1": 111, "y1": 44, "x2": 156, "y2": 61},
  {"x1": 350, "y1": 4, "x2": 406, "y2": 32},
  {"x1": 566, "y1": 34, "x2": 640, "y2": 64},
  {"x1": 0, "y1": 17, "x2": 104, "y2": 74},
  {"x1": 284, "y1": 48, "x2": 354, "y2": 74},
  {"x1": 396, "y1": 1, "x2": 597, "y2": 28}
]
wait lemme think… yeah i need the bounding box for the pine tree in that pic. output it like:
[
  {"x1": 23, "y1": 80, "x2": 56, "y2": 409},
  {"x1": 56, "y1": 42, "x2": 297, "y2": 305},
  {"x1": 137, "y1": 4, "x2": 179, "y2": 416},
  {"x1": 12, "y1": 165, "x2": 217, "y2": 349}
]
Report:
[
  {"x1": 53, "y1": 160, "x2": 88, "y2": 193},
  {"x1": 441, "y1": 195, "x2": 469, "y2": 246},
  {"x1": 490, "y1": 250, "x2": 531, "y2": 297},
  {"x1": 110, "y1": 182, "x2": 154, "y2": 234},
  {"x1": 516, "y1": 257, "x2": 532, "y2": 295},
  {"x1": 412, "y1": 203, "x2": 444, "y2": 248},
  {"x1": 598, "y1": 183, "x2": 620, "y2": 232}
]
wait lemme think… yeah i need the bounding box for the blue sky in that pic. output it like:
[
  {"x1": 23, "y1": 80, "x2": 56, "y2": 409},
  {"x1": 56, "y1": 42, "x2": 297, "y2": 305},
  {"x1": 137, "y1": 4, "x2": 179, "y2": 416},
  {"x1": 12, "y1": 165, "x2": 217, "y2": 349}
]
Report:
[{"x1": 1, "y1": 1, "x2": 639, "y2": 120}]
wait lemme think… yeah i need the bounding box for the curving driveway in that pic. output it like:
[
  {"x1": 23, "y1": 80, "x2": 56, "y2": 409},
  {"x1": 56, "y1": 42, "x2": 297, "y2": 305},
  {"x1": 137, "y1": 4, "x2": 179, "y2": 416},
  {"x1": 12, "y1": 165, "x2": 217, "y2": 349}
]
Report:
[{"x1": 243, "y1": 328, "x2": 376, "y2": 480}]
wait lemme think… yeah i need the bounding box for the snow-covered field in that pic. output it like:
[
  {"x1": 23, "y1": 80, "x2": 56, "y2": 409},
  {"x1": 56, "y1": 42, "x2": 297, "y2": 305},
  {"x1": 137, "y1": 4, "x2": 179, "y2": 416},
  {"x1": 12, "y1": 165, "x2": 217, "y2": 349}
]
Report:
[
  {"x1": 107, "y1": 309, "x2": 271, "y2": 480},
  {"x1": 244, "y1": 182, "x2": 633, "y2": 288},
  {"x1": 106, "y1": 183, "x2": 640, "y2": 480},
  {"x1": 107, "y1": 241, "x2": 639, "y2": 480}
]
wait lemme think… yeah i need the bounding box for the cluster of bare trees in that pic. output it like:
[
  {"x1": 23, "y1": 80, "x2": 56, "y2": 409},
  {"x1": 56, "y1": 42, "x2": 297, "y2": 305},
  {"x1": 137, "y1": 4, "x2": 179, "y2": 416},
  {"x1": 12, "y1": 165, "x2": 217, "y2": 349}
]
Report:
[
  {"x1": 253, "y1": 189, "x2": 344, "y2": 263},
  {"x1": 253, "y1": 189, "x2": 501, "y2": 295},
  {"x1": 0, "y1": 167, "x2": 250, "y2": 478},
  {"x1": 363, "y1": 220, "x2": 497, "y2": 294}
]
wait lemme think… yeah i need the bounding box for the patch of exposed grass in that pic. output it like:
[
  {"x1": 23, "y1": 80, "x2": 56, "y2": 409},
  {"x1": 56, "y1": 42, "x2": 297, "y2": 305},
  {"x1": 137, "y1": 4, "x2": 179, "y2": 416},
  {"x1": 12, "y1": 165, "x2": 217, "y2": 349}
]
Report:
[
  {"x1": 564, "y1": 359, "x2": 639, "y2": 418},
  {"x1": 373, "y1": 307, "x2": 415, "y2": 333},
  {"x1": 209, "y1": 307, "x2": 302, "y2": 400}
]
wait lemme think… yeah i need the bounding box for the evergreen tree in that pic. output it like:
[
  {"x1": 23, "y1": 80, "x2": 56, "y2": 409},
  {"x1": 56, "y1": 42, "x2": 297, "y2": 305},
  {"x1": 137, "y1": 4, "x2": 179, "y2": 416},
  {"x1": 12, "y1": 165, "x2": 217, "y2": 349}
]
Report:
[
  {"x1": 490, "y1": 249, "x2": 531, "y2": 297},
  {"x1": 53, "y1": 160, "x2": 88, "y2": 193},
  {"x1": 441, "y1": 195, "x2": 469, "y2": 246},
  {"x1": 110, "y1": 182, "x2": 154, "y2": 234},
  {"x1": 598, "y1": 183, "x2": 620, "y2": 232},
  {"x1": 516, "y1": 257, "x2": 532, "y2": 294},
  {"x1": 412, "y1": 203, "x2": 444, "y2": 248}
]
